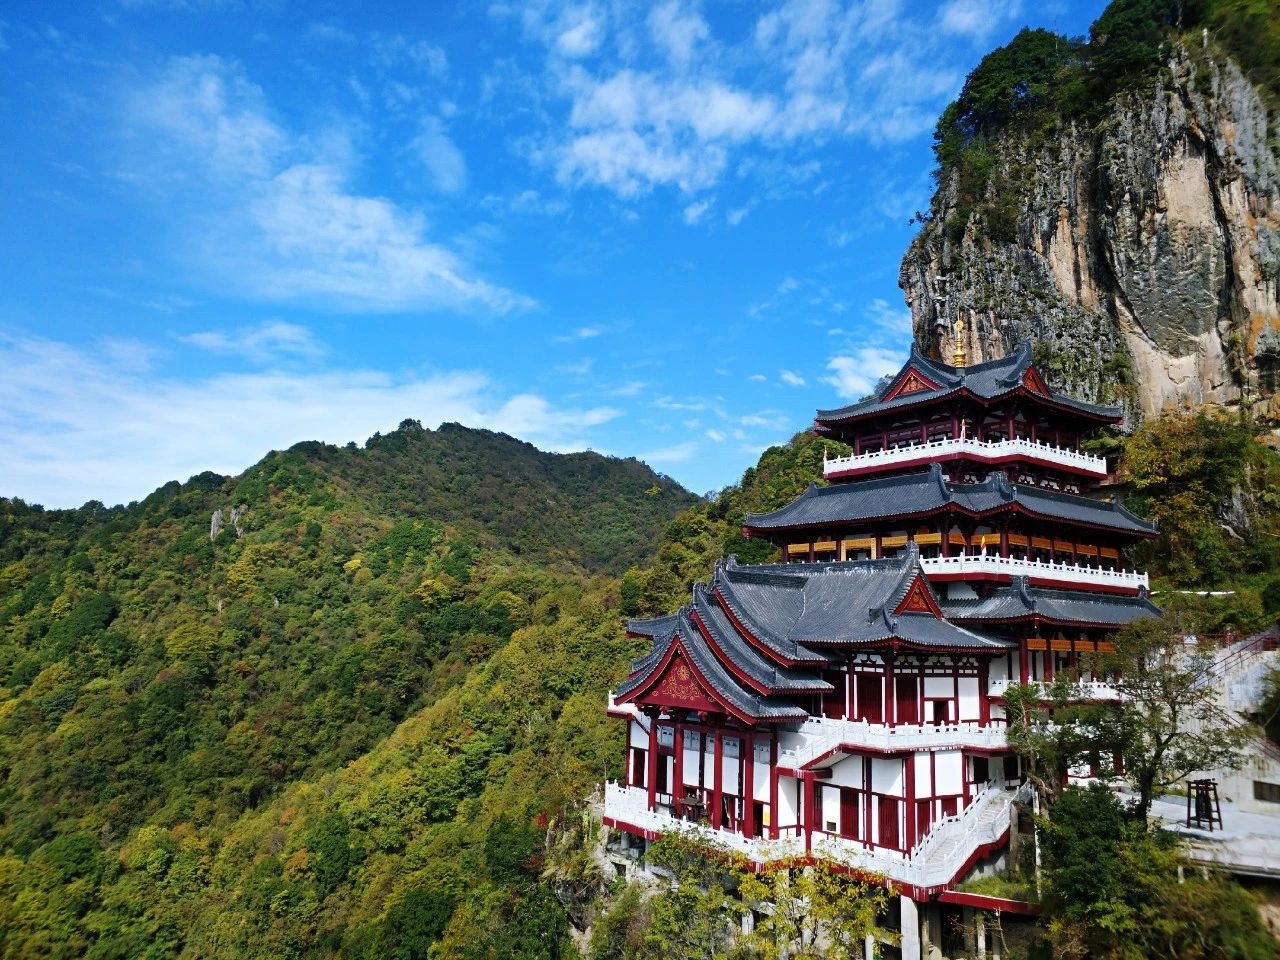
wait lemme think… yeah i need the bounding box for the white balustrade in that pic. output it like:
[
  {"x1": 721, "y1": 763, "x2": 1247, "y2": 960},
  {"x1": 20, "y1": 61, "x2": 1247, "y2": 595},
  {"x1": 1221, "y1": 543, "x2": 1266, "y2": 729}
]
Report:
[
  {"x1": 824, "y1": 436, "x2": 1106, "y2": 478},
  {"x1": 920, "y1": 553, "x2": 1148, "y2": 590},
  {"x1": 603, "y1": 779, "x2": 1029, "y2": 893},
  {"x1": 776, "y1": 715, "x2": 1007, "y2": 769},
  {"x1": 988, "y1": 677, "x2": 1122, "y2": 701}
]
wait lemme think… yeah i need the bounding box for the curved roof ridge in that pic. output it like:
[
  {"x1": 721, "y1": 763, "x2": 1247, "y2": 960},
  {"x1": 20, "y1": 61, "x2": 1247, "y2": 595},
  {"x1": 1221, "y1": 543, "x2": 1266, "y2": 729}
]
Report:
[
  {"x1": 691, "y1": 586, "x2": 832, "y2": 693},
  {"x1": 712, "y1": 575, "x2": 828, "y2": 663},
  {"x1": 1011, "y1": 481, "x2": 1157, "y2": 532}
]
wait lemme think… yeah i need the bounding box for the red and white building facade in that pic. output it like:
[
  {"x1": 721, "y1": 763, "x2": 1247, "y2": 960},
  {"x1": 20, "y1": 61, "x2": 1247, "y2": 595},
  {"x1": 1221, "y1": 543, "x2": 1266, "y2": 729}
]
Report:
[{"x1": 603, "y1": 343, "x2": 1160, "y2": 958}]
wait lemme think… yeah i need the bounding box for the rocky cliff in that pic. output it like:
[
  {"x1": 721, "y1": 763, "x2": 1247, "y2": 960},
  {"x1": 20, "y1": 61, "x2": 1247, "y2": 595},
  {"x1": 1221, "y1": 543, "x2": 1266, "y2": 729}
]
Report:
[{"x1": 901, "y1": 38, "x2": 1280, "y2": 421}]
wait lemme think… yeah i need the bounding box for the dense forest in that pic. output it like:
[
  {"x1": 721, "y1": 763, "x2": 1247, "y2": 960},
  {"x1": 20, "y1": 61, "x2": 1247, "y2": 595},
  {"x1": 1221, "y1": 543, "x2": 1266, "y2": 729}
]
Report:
[{"x1": 1, "y1": 402, "x2": 1278, "y2": 957}]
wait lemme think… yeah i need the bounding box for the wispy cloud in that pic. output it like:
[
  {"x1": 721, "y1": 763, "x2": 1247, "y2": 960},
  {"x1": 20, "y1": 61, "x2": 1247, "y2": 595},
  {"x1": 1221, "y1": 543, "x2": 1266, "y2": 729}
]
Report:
[
  {"x1": 180, "y1": 320, "x2": 324, "y2": 364},
  {"x1": 779, "y1": 369, "x2": 805, "y2": 387},
  {"x1": 554, "y1": 324, "x2": 607, "y2": 342},
  {"x1": 822, "y1": 346, "x2": 904, "y2": 400},
  {"x1": 638, "y1": 440, "x2": 699, "y2": 464},
  {"x1": 413, "y1": 116, "x2": 467, "y2": 193},
  {"x1": 121, "y1": 55, "x2": 526, "y2": 313},
  {"x1": 938, "y1": 0, "x2": 1020, "y2": 41},
  {"x1": 501, "y1": 0, "x2": 965, "y2": 200},
  {"x1": 0, "y1": 332, "x2": 618, "y2": 508}
]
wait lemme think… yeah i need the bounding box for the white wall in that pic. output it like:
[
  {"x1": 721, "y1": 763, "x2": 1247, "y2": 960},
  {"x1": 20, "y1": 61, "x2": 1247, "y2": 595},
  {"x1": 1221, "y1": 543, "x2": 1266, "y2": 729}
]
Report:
[
  {"x1": 872, "y1": 757, "x2": 904, "y2": 795},
  {"x1": 629, "y1": 721, "x2": 648, "y2": 749},
  {"x1": 935, "y1": 750, "x2": 962, "y2": 795},
  {"x1": 958, "y1": 676, "x2": 980, "y2": 721}
]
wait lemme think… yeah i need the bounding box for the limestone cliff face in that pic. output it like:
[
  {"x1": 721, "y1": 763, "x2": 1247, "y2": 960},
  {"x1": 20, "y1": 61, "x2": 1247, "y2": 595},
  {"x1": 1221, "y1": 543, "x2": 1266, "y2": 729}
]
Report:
[{"x1": 901, "y1": 42, "x2": 1280, "y2": 420}]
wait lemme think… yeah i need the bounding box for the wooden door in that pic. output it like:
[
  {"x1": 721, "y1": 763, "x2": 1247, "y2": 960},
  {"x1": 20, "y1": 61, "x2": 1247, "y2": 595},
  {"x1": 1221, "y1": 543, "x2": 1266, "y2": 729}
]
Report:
[
  {"x1": 840, "y1": 789, "x2": 860, "y2": 840},
  {"x1": 895, "y1": 676, "x2": 919, "y2": 725},
  {"x1": 855, "y1": 674, "x2": 882, "y2": 723},
  {"x1": 877, "y1": 795, "x2": 900, "y2": 850}
]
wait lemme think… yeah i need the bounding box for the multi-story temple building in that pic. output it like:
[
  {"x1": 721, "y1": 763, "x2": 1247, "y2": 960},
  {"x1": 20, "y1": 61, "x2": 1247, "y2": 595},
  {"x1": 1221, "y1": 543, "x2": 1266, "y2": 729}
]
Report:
[{"x1": 603, "y1": 341, "x2": 1161, "y2": 958}]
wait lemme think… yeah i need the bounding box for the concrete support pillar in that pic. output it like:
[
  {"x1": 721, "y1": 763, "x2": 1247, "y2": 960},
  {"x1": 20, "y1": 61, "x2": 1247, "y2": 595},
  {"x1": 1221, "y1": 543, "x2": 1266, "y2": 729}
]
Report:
[
  {"x1": 976, "y1": 910, "x2": 988, "y2": 960},
  {"x1": 900, "y1": 895, "x2": 921, "y2": 960}
]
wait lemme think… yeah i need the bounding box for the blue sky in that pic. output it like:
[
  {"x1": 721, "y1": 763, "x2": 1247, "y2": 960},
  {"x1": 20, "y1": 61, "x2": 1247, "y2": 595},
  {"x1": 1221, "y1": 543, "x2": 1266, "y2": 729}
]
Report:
[{"x1": 0, "y1": 0, "x2": 1108, "y2": 509}]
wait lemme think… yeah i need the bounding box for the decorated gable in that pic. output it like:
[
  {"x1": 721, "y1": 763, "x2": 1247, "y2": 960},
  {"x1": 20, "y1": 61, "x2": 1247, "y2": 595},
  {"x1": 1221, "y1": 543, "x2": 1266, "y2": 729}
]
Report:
[
  {"x1": 882, "y1": 366, "x2": 942, "y2": 402},
  {"x1": 1021, "y1": 366, "x2": 1050, "y2": 397},
  {"x1": 643, "y1": 650, "x2": 722, "y2": 714},
  {"x1": 893, "y1": 574, "x2": 943, "y2": 617}
]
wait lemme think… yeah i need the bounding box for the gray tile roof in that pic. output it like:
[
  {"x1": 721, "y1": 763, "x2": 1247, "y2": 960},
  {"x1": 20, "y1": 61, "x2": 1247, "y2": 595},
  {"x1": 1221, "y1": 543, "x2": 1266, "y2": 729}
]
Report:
[
  {"x1": 691, "y1": 586, "x2": 833, "y2": 693},
  {"x1": 616, "y1": 614, "x2": 810, "y2": 722},
  {"x1": 815, "y1": 341, "x2": 1122, "y2": 425},
  {"x1": 743, "y1": 464, "x2": 1156, "y2": 536},
  {"x1": 616, "y1": 549, "x2": 1013, "y2": 723},
  {"x1": 715, "y1": 548, "x2": 1013, "y2": 652},
  {"x1": 943, "y1": 577, "x2": 1161, "y2": 626}
]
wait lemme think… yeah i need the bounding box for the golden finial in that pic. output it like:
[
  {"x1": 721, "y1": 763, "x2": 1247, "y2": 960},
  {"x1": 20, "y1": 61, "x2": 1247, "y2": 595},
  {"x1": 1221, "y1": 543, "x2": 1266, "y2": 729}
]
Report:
[{"x1": 952, "y1": 317, "x2": 967, "y2": 368}]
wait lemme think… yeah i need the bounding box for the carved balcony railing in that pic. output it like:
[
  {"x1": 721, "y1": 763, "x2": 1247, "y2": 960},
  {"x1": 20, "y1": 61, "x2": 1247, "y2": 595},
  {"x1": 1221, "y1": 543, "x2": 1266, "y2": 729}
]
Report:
[
  {"x1": 603, "y1": 780, "x2": 1029, "y2": 896},
  {"x1": 823, "y1": 436, "x2": 1107, "y2": 479},
  {"x1": 920, "y1": 553, "x2": 1147, "y2": 591},
  {"x1": 776, "y1": 716, "x2": 1007, "y2": 770}
]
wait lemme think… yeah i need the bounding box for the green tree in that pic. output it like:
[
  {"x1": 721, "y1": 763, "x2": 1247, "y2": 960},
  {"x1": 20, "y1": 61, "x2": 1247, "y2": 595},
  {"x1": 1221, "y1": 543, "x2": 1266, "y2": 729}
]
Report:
[{"x1": 1097, "y1": 615, "x2": 1251, "y2": 821}]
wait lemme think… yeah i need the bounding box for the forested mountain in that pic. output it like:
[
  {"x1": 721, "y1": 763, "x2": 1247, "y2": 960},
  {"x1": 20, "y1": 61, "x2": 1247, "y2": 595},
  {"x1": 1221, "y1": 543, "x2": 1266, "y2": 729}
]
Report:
[{"x1": 0, "y1": 421, "x2": 697, "y2": 957}]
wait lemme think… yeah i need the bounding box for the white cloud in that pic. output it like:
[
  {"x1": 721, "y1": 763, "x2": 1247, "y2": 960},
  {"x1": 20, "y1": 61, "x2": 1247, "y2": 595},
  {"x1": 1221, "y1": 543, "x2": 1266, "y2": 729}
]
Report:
[
  {"x1": 0, "y1": 332, "x2": 619, "y2": 509},
  {"x1": 124, "y1": 55, "x2": 525, "y2": 313},
  {"x1": 939, "y1": 0, "x2": 1018, "y2": 40},
  {"x1": 727, "y1": 205, "x2": 750, "y2": 226},
  {"x1": 683, "y1": 197, "x2": 712, "y2": 224},
  {"x1": 180, "y1": 320, "x2": 325, "y2": 364},
  {"x1": 413, "y1": 117, "x2": 467, "y2": 193},
  {"x1": 867, "y1": 297, "x2": 913, "y2": 336},
  {"x1": 779, "y1": 369, "x2": 806, "y2": 387},
  {"x1": 554, "y1": 324, "x2": 606, "y2": 342},
  {"x1": 740, "y1": 412, "x2": 791, "y2": 430},
  {"x1": 639, "y1": 440, "x2": 699, "y2": 464},
  {"x1": 822, "y1": 346, "x2": 904, "y2": 399},
  {"x1": 500, "y1": 0, "x2": 984, "y2": 199},
  {"x1": 648, "y1": 1, "x2": 709, "y2": 66},
  {"x1": 555, "y1": 358, "x2": 595, "y2": 375},
  {"x1": 748, "y1": 373, "x2": 768, "y2": 382},
  {"x1": 705, "y1": 428, "x2": 726, "y2": 442},
  {"x1": 556, "y1": 7, "x2": 605, "y2": 58}
]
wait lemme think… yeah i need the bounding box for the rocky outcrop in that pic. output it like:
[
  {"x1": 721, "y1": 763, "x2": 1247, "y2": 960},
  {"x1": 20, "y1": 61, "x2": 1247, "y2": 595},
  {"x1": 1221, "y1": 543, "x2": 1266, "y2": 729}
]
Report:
[{"x1": 901, "y1": 42, "x2": 1280, "y2": 421}]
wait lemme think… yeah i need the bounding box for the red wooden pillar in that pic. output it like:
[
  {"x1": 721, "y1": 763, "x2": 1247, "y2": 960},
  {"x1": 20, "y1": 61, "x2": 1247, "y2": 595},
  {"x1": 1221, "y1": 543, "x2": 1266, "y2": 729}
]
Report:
[
  {"x1": 673, "y1": 722, "x2": 685, "y2": 816},
  {"x1": 803, "y1": 774, "x2": 816, "y2": 852},
  {"x1": 1019, "y1": 641, "x2": 1029, "y2": 685},
  {"x1": 743, "y1": 733, "x2": 755, "y2": 837},
  {"x1": 769, "y1": 733, "x2": 780, "y2": 839},
  {"x1": 979, "y1": 661, "x2": 991, "y2": 724},
  {"x1": 885, "y1": 652, "x2": 897, "y2": 726},
  {"x1": 904, "y1": 755, "x2": 917, "y2": 851},
  {"x1": 863, "y1": 757, "x2": 873, "y2": 848},
  {"x1": 646, "y1": 714, "x2": 659, "y2": 810},
  {"x1": 711, "y1": 732, "x2": 724, "y2": 829}
]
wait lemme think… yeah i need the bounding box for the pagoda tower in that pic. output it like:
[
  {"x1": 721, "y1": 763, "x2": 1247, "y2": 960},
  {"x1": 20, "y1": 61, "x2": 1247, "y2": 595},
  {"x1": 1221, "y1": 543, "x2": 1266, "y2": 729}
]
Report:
[{"x1": 603, "y1": 341, "x2": 1159, "y2": 958}]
